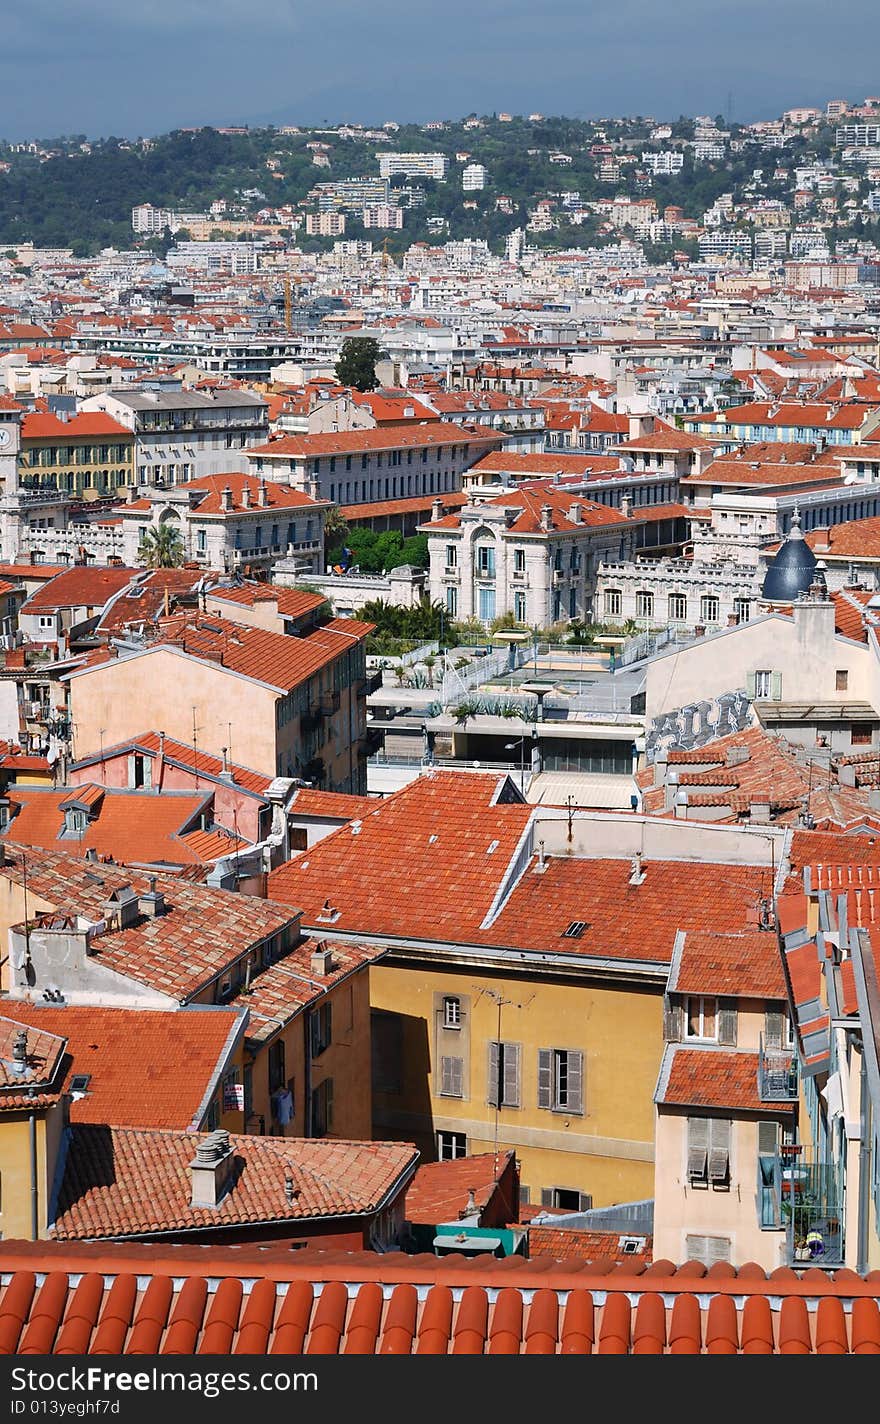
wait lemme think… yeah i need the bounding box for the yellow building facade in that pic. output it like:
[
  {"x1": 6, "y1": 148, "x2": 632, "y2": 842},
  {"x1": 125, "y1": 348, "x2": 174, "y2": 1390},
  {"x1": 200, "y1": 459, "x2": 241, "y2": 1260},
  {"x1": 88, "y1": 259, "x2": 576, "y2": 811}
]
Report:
[{"x1": 370, "y1": 956, "x2": 663, "y2": 1209}]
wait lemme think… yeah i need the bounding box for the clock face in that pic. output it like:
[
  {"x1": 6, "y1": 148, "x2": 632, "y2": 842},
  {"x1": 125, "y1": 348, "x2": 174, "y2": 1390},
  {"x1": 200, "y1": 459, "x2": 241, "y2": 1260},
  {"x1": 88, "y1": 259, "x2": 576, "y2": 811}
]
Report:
[{"x1": 0, "y1": 427, "x2": 11, "y2": 450}]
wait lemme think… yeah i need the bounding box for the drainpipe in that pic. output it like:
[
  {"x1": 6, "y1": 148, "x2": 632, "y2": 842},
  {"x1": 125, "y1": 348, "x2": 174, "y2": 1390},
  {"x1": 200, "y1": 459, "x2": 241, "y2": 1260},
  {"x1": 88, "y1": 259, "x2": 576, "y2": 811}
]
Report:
[
  {"x1": 858, "y1": 1049, "x2": 871, "y2": 1274},
  {"x1": 304, "y1": 1011, "x2": 313, "y2": 1139},
  {"x1": 29, "y1": 1102, "x2": 38, "y2": 1240}
]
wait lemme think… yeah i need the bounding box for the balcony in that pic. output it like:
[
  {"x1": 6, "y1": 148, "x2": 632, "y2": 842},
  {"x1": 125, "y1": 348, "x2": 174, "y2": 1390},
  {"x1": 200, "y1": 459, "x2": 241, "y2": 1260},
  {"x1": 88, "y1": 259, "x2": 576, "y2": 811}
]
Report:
[
  {"x1": 778, "y1": 1151, "x2": 844, "y2": 1265},
  {"x1": 757, "y1": 1036, "x2": 798, "y2": 1101}
]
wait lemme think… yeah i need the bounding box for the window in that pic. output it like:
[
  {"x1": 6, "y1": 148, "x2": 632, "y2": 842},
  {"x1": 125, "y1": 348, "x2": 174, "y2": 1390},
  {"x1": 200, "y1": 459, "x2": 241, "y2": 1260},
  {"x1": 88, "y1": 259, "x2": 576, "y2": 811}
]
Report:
[
  {"x1": 541, "y1": 1188, "x2": 592, "y2": 1212},
  {"x1": 268, "y1": 1039, "x2": 286, "y2": 1095},
  {"x1": 196, "y1": 529, "x2": 207, "y2": 554},
  {"x1": 700, "y1": 595, "x2": 720, "y2": 623},
  {"x1": 635, "y1": 590, "x2": 654, "y2": 619},
  {"x1": 733, "y1": 597, "x2": 751, "y2": 623},
  {"x1": 439, "y1": 1055, "x2": 464, "y2": 1097},
  {"x1": 442, "y1": 995, "x2": 461, "y2": 1029},
  {"x1": 309, "y1": 1002, "x2": 332, "y2": 1057},
  {"x1": 478, "y1": 587, "x2": 496, "y2": 622},
  {"x1": 445, "y1": 543, "x2": 457, "y2": 570},
  {"x1": 311, "y1": 1077, "x2": 333, "y2": 1136},
  {"x1": 514, "y1": 591, "x2": 526, "y2": 622},
  {"x1": 754, "y1": 669, "x2": 772, "y2": 699},
  {"x1": 562, "y1": 920, "x2": 589, "y2": 939},
  {"x1": 538, "y1": 1048, "x2": 584, "y2": 1114},
  {"x1": 476, "y1": 545, "x2": 496, "y2": 578},
  {"x1": 437, "y1": 1131, "x2": 467, "y2": 1161},
  {"x1": 487, "y1": 1041, "x2": 521, "y2": 1108},
  {"x1": 371, "y1": 1010, "x2": 403, "y2": 1095},
  {"x1": 685, "y1": 996, "x2": 717, "y2": 1041},
  {"x1": 836, "y1": 669, "x2": 848, "y2": 691},
  {"x1": 852, "y1": 723, "x2": 873, "y2": 747},
  {"x1": 668, "y1": 593, "x2": 687, "y2": 622},
  {"x1": 687, "y1": 1117, "x2": 731, "y2": 1188},
  {"x1": 604, "y1": 589, "x2": 622, "y2": 618},
  {"x1": 685, "y1": 1234, "x2": 731, "y2": 1265},
  {"x1": 446, "y1": 585, "x2": 458, "y2": 616},
  {"x1": 514, "y1": 548, "x2": 526, "y2": 573}
]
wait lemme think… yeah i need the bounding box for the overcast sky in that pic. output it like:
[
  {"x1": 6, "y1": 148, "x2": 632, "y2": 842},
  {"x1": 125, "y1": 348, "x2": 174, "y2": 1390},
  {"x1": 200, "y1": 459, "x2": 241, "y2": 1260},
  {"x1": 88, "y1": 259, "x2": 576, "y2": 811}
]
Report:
[{"x1": 2, "y1": 0, "x2": 878, "y2": 140}]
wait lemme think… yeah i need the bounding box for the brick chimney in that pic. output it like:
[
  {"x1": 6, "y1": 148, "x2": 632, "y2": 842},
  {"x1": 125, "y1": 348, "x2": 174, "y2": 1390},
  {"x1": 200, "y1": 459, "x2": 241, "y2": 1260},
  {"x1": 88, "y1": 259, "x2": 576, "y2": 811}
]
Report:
[{"x1": 189, "y1": 1129, "x2": 235, "y2": 1208}]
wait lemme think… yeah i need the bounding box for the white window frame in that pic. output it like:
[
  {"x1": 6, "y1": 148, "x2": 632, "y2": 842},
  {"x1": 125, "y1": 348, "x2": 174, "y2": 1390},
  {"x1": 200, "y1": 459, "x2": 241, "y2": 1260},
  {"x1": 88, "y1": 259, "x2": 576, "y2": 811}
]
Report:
[
  {"x1": 604, "y1": 589, "x2": 622, "y2": 617},
  {"x1": 668, "y1": 592, "x2": 687, "y2": 622},
  {"x1": 685, "y1": 995, "x2": 718, "y2": 1042},
  {"x1": 442, "y1": 995, "x2": 461, "y2": 1030},
  {"x1": 437, "y1": 1130, "x2": 467, "y2": 1161},
  {"x1": 754, "y1": 669, "x2": 772, "y2": 699},
  {"x1": 635, "y1": 590, "x2": 654, "y2": 619}
]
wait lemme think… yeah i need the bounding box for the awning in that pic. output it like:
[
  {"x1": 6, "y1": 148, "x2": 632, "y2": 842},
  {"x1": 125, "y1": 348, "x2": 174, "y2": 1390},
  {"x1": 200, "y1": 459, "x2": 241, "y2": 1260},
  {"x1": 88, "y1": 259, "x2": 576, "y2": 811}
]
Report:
[{"x1": 433, "y1": 1234, "x2": 502, "y2": 1253}]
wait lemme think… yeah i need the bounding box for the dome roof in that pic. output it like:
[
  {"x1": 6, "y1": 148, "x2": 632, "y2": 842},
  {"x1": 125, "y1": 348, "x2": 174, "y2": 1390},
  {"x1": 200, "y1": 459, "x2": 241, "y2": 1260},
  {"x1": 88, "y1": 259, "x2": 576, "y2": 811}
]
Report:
[{"x1": 761, "y1": 513, "x2": 819, "y2": 603}]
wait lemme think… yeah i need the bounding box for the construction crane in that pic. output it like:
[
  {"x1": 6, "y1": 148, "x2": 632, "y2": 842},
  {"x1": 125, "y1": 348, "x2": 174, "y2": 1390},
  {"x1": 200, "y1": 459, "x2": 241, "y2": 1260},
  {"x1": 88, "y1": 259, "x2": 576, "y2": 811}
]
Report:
[
  {"x1": 381, "y1": 237, "x2": 391, "y2": 279},
  {"x1": 284, "y1": 272, "x2": 292, "y2": 333}
]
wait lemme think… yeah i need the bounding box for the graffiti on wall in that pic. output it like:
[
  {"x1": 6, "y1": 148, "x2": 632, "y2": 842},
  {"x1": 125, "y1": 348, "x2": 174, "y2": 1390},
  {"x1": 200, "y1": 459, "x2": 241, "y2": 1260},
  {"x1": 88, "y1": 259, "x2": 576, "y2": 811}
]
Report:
[{"x1": 645, "y1": 688, "x2": 753, "y2": 764}]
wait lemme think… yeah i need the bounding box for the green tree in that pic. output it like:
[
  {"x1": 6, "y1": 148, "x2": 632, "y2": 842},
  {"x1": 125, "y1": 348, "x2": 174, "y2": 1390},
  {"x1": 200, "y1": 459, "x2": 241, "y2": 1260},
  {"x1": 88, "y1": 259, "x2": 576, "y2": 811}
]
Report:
[
  {"x1": 323, "y1": 505, "x2": 349, "y2": 558},
  {"x1": 335, "y1": 336, "x2": 383, "y2": 392},
  {"x1": 138, "y1": 522, "x2": 184, "y2": 568}
]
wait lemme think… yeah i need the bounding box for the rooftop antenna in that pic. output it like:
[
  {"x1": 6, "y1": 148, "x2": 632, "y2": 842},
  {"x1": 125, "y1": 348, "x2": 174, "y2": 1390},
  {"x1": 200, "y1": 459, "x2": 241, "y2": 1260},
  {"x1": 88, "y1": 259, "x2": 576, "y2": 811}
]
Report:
[{"x1": 192, "y1": 707, "x2": 201, "y2": 791}]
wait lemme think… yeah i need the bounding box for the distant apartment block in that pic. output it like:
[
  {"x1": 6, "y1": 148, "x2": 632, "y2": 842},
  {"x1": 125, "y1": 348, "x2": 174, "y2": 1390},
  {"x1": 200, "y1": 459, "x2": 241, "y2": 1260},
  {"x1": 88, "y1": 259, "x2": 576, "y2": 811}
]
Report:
[
  {"x1": 462, "y1": 163, "x2": 488, "y2": 190},
  {"x1": 836, "y1": 123, "x2": 880, "y2": 146},
  {"x1": 377, "y1": 152, "x2": 449, "y2": 181},
  {"x1": 361, "y1": 205, "x2": 404, "y2": 230},
  {"x1": 305, "y1": 212, "x2": 347, "y2": 237},
  {"x1": 641, "y1": 151, "x2": 684, "y2": 175}
]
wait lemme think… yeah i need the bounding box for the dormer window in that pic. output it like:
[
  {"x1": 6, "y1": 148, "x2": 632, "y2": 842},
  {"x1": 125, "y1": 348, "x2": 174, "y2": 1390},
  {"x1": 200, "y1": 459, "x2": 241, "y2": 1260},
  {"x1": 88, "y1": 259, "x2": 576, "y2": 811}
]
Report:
[
  {"x1": 443, "y1": 996, "x2": 461, "y2": 1029},
  {"x1": 685, "y1": 996, "x2": 717, "y2": 1041},
  {"x1": 64, "y1": 808, "x2": 88, "y2": 835}
]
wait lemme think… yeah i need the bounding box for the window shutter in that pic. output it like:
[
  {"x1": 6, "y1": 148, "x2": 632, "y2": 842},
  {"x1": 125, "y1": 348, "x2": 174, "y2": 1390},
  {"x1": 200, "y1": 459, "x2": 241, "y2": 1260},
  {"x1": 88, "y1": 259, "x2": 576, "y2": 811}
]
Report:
[
  {"x1": 709, "y1": 1118, "x2": 732, "y2": 1184},
  {"x1": 685, "y1": 1234, "x2": 707, "y2": 1262},
  {"x1": 764, "y1": 1011, "x2": 784, "y2": 1049},
  {"x1": 758, "y1": 1120, "x2": 778, "y2": 1155},
  {"x1": 687, "y1": 1116, "x2": 709, "y2": 1180},
  {"x1": 324, "y1": 1002, "x2": 332, "y2": 1048},
  {"x1": 538, "y1": 1049, "x2": 552, "y2": 1109},
  {"x1": 771, "y1": 671, "x2": 782, "y2": 701},
  {"x1": 663, "y1": 996, "x2": 683, "y2": 1042},
  {"x1": 503, "y1": 1043, "x2": 521, "y2": 1109},
  {"x1": 540, "y1": 1189, "x2": 553, "y2": 1208},
  {"x1": 487, "y1": 1041, "x2": 500, "y2": 1108},
  {"x1": 325, "y1": 1077, "x2": 334, "y2": 1134},
  {"x1": 566, "y1": 1051, "x2": 584, "y2": 1115},
  {"x1": 717, "y1": 1004, "x2": 738, "y2": 1046},
  {"x1": 708, "y1": 1236, "x2": 731, "y2": 1265},
  {"x1": 441, "y1": 1055, "x2": 463, "y2": 1098},
  {"x1": 745, "y1": 672, "x2": 756, "y2": 699}
]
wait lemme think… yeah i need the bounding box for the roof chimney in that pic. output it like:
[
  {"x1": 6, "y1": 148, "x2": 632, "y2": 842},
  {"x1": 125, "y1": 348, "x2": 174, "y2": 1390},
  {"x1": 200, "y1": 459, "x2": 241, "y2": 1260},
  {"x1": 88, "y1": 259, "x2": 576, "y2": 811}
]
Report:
[
  {"x1": 241, "y1": 484, "x2": 251, "y2": 509},
  {"x1": 629, "y1": 851, "x2": 646, "y2": 885},
  {"x1": 431, "y1": 497, "x2": 443, "y2": 521},
  {"x1": 10, "y1": 1029, "x2": 28, "y2": 1075},
  {"x1": 138, "y1": 874, "x2": 166, "y2": 918},
  {"x1": 221, "y1": 486, "x2": 233, "y2": 512},
  {"x1": 257, "y1": 481, "x2": 268, "y2": 508},
  {"x1": 189, "y1": 1129, "x2": 235, "y2": 1208},
  {"x1": 569, "y1": 502, "x2": 584, "y2": 524},
  {"x1": 540, "y1": 504, "x2": 553, "y2": 531},
  {"x1": 620, "y1": 493, "x2": 633, "y2": 519},
  {"x1": 310, "y1": 944, "x2": 335, "y2": 976}
]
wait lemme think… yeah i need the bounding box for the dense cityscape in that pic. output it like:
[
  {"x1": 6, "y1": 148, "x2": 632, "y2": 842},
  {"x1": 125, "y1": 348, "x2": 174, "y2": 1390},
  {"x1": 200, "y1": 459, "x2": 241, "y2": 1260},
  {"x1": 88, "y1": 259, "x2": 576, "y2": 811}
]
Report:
[{"x1": 5, "y1": 87, "x2": 880, "y2": 1360}]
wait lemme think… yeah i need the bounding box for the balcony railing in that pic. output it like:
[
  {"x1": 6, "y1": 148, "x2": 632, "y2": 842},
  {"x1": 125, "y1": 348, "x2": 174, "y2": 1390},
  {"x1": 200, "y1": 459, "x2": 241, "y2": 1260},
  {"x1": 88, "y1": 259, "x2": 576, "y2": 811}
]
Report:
[
  {"x1": 778, "y1": 1152, "x2": 844, "y2": 1266},
  {"x1": 758, "y1": 1035, "x2": 799, "y2": 1101}
]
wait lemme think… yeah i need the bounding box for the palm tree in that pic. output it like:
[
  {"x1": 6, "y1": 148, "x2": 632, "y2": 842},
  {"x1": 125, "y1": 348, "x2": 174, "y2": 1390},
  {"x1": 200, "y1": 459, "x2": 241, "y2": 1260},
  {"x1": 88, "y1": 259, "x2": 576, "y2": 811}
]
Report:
[{"x1": 139, "y1": 523, "x2": 184, "y2": 569}]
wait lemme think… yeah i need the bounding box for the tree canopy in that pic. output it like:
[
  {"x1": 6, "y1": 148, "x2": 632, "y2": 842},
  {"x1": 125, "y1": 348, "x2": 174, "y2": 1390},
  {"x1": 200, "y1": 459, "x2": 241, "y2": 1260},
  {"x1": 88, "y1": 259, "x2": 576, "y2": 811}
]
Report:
[{"x1": 334, "y1": 336, "x2": 383, "y2": 393}]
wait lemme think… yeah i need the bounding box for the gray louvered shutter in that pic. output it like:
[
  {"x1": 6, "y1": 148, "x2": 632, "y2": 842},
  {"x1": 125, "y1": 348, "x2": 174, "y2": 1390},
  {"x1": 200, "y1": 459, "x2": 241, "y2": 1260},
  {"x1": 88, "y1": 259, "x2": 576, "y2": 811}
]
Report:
[
  {"x1": 764, "y1": 1011, "x2": 784, "y2": 1049},
  {"x1": 487, "y1": 1041, "x2": 500, "y2": 1107},
  {"x1": 503, "y1": 1043, "x2": 521, "y2": 1108},
  {"x1": 708, "y1": 1236, "x2": 731, "y2": 1264},
  {"x1": 687, "y1": 1117, "x2": 709, "y2": 1180},
  {"x1": 540, "y1": 1189, "x2": 553, "y2": 1208},
  {"x1": 441, "y1": 1055, "x2": 463, "y2": 1098},
  {"x1": 758, "y1": 1119, "x2": 778, "y2": 1155},
  {"x1": 717, "y1": 1004, "x2": 738, "y2": 1046},
  {"x1": 538, "y1": 1049, "x2": 552, "y2": 1109},
  {"x1": 663, "y1": 996, "x2": 684, "y2": 1042},
  {"x1": 771, "y1": 671, "x2": 782, "y2": 701},
  {"x1": 745, "y1": 672, "x2": 756, "y2": 700},
  {"x1": 566, "y1": 1051, "x2": 584, "y2": 1115},
  {"x1": 709, "y1": 1118, "x2": 732, "y2": 1183}
]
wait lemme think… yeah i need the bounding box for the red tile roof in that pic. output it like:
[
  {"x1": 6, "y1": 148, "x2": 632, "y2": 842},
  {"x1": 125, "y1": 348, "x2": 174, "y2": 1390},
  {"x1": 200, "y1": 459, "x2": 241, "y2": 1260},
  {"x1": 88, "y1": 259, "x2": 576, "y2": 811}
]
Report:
[
  {"x1": 405, "y1": 1152, "x2": 517, "y2": 1226},
  {"x1": 0, "y1": 1013, "x2": 67, "y2": 1103},
  {"x1": 73, "y1": 731, "x2": 274, "y2": 798},
  {"x1": 0, "y1": 844, "x2": 299, "y2": 1004},
  {"x1": 21, "y1": 566, "x2": 138, "y2": 613},
  {"x1": 468, "y1": 451, "x2": 622, "y2": 478},
  {"x1": 0, "y1": 1004, "x2": 242, "y2": 1130},
  {"x1": 0, "y1": 786, "x2": 213, "y2": 866},
  {"x1": 206, "y1": 583, "x2": 327, "y2": 620},
  {"x1": 21, "y1": 413, "x2": 131, "y2": 441},
  {"x1": 528, "y1": 1227, "x2": 653, "y2": 1266},
  {"x1": 252, "y1": 423, "x2": 501, "y2": 458},
  {"x1": 290, "y1": 788, "x2": 377, "y2": 820},
  {"x1": 669, "y1": 930, "x2": 787, "y2": 999},
  {"x1": 2, "y1": 1240, "x2": 880, "y2": 1353},
  {"x1": 51, "y1": 1126, "x2": 418, "y2": 1239},
  {"x1": 656, "y1": 1046, "x2": 789, "y2": 1113}
]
